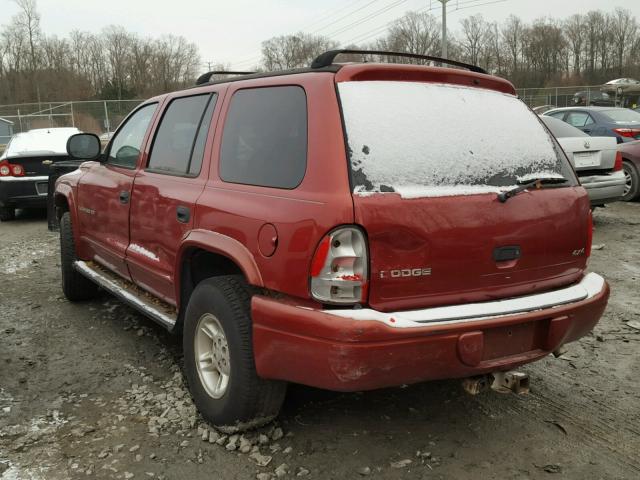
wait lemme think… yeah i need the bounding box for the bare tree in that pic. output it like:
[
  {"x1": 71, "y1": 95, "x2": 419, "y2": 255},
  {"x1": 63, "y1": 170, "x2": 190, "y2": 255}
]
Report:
[
  {"x1": 610, "y1": 8, "x2": 638, "y2": 76},
  {"x1": 377, "y1": 11, "x2": 441, "y2": 62},
  {"x1": 460, "y1": 14, "x2": 488, "y2": 66},
  {"x1": 261, "y1": 32, "x2": 337, "y2": 70}
]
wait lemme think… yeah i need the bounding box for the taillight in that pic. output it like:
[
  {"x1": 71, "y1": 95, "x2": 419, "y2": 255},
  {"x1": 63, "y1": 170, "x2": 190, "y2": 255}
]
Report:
[
  {"x1": 0, "y1": 160, "x2": 25, "y2": 177},
  {"x1": 613, "y1": 128, "x2": 640, "y2": 139},
  {"x1": 586, "y1": 210, "x2": 593, "y2": 259},
  {"x1": 310, "y1": 226, "x2": 368, "y2": 304},
  {"x1": 613, "y1": 151, "x2": 623, "y2": 171}
]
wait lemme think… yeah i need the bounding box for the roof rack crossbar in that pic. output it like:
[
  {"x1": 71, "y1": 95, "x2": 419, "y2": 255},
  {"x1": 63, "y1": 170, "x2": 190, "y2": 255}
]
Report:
[
  {"x1": 196, "y1": 71, "x2": 257, "y2": 85},
  {"x1": 310, "y1": 49, "x2": 487, "y2": 74}
]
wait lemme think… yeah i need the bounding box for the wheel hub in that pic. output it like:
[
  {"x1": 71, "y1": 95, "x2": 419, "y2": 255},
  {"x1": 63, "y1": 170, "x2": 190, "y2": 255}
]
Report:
[
  {"x1": 624, "y1": 169, "x2": 632, "y2": 196},
  {"x1": 194, "y1": 313, "x2": 230, "y2": 399}
]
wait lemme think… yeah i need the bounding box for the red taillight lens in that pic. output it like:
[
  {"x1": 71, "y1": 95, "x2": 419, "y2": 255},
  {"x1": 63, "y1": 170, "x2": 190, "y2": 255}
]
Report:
[
  {"x1": 613, "y1": 151, "x2": 623, "y2": 171},
  {"x1": 0, "y1": 160, "x2": 25, "y2": 177},
  {"x1": 586, "y1": 211, "x2": 593, "y2": 259},
  {"x1": 10, "y1": 164, "x2": 24, "y2": 176},
  {"x1": 310, "y1": 226, "x2": 369, "y2": 304},
  {"x1": 613, "y1": 128, "x2": 640, "y2": 139}
]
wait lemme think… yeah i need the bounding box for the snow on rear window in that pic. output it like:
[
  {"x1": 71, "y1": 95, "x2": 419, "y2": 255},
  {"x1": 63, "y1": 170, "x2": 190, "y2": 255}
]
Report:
[{"x1": 338, "y1": 81, "x2": 569, "y2": 197}]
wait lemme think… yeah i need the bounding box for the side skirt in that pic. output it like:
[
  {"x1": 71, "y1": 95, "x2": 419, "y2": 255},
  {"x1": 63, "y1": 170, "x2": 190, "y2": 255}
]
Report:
[{"x1": 74, "y1": 260, "x2": 177, "y2": 331}]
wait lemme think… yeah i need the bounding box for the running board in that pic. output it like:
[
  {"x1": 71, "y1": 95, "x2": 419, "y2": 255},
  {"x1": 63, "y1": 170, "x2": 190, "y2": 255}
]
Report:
[{"x1": 74, "y1": 260, "x2": 177, "y2": 330}]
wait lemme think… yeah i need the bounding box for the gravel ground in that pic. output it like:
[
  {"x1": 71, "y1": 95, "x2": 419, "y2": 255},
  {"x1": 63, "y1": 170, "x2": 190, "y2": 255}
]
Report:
[{"x1": 1, "y1": 203, "x2": 639, "y2": 480}]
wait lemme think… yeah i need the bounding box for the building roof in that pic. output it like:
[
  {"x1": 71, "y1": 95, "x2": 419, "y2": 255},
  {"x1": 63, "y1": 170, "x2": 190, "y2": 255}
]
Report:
[{"x1": 0, "y1": 117, "x2": 14, "y2": 125}]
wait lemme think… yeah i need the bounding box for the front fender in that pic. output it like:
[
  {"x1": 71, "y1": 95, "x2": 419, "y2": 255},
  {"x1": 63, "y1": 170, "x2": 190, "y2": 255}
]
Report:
[{"x1": 175, "y1": 229, "x2": 264, "y2": 302}]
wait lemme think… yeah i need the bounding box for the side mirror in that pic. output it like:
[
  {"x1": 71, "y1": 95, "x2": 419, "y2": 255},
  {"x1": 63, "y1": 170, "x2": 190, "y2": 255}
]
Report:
[{"x1": 66, "y1": 133, "x2": 101, "y2": 161}]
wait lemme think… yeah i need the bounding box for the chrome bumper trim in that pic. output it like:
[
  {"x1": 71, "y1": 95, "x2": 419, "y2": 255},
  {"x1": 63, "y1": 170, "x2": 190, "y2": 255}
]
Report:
[{"x1": 328, "y1": 273, "x2": 606, "y2": 328}]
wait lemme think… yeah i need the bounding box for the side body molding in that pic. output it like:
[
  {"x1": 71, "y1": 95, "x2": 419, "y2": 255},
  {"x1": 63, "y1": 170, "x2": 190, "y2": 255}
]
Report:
[{"x1": 175, "y1": 229, "x2": 264, "y2": 302}]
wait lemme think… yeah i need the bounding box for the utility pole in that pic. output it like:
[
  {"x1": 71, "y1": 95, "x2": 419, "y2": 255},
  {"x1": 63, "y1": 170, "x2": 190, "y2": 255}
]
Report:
[{"x1": 436, "y1": 0, "x2": 450, "y2": 59}]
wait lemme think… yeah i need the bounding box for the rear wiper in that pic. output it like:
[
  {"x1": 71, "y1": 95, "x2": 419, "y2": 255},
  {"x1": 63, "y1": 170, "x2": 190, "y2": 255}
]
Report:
[{"x1": 497, "y1": 177, "x2": 568, "y2": 203}]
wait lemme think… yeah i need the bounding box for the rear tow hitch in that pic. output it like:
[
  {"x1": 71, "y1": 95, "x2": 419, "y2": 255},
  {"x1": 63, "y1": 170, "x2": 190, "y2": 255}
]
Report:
[{"x1": 461, "y1": 371, "x2": 530, "y2": 395}]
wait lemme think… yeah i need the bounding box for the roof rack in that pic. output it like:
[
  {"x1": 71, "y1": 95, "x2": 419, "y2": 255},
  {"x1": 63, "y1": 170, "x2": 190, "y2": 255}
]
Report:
[
  {"x1": 310, "y1": 49, "x2": 487, "y2": 74},
  {"x1": 195, "y1": 71, "x2": 257, "y2": 85}
]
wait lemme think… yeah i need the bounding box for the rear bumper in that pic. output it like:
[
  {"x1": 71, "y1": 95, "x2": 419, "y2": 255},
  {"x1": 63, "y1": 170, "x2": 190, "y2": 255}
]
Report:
[
  {"x1": 579, "y1": 170, "x2": 625, "y2": 205},
  {"x1": 0, "y1": 175, "x2": 49, "y2": 208},
  {"x1": 252, "y1": 273, "x2": 609, "y2": 391}
]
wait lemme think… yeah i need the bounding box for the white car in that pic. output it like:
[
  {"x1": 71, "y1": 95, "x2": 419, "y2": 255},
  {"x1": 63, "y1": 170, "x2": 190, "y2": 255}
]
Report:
[{"x1": 540, "y1": 116, "x2": 625, "y2": 206}]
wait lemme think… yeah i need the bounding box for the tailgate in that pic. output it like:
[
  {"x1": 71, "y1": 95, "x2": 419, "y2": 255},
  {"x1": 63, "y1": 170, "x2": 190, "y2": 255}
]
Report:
[
  {"x1": 337, "y1": 79, "x2": 588, "y2": 312},
  {"x1": 354, "y1": 188, "x2": 590, "y2": 311}
]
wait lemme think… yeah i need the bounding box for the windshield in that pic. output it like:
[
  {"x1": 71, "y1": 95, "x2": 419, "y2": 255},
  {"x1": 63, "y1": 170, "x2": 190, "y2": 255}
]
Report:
[
  {"x1": 338, "y1": 81, "x2": 575, "y2": 198},
  {"x1": 541, "y1": 116, "x2": 589, "y2": 138},
  {"x1": 601, "y1": 109, "x2": 640, "y2": 124}
]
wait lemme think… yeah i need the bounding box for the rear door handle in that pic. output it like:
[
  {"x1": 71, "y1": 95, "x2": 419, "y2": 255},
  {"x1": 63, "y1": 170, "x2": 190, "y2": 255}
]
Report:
[
  {"x1": 176, "y1": 206, "x2": 190, "y2": 223},
  {"x1": 119, "y1": 191, "x2": 130, "y2": 204}
]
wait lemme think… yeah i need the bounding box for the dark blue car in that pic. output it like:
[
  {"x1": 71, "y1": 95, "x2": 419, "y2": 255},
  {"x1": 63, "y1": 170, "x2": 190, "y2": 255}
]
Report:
[{"x1": 543, "y1": 107, "x2": 640, "y2": 143}]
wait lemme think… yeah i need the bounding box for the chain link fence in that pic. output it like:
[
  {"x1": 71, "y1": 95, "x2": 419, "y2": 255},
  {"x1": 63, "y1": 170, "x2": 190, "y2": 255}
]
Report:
[
  {"x1": 0, "y1": 100, "x2": 142, "y2": 145},
  {"x1": 516, "y1": 85, "x2": 640, "y2": 110}
]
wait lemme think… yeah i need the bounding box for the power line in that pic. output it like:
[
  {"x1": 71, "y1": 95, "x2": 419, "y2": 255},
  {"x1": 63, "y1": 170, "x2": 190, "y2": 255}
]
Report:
[
  {"x1": 232, "y1": 0, "x2": 373, "y2": 68},
  {"x1": 340, "y1": 0, "x2": 499, "y2": 46},
  {"x1": 324, "y1": 0, "x2": 411, "y2": 38},
  {"x1": 298, "y1": 0, "x2": 368, "y2": 33},
  {"x1": 232, "y1": 0, "x2": 506, "y2": 69},
  {"x1": 310, "y1": 0, "x2": 382, "y2": 35}
]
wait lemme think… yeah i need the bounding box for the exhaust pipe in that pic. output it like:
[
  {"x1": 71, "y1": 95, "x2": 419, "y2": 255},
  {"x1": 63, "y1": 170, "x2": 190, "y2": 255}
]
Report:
[{"x1": 461, "y1": 371, "x2": 530, "y2": 395}]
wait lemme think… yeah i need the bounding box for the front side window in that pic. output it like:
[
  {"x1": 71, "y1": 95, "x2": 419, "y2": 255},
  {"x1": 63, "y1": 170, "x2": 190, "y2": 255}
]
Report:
[
  {"x1": 338, "y1": 81, "x2": 576, "y2": 197},
  {"x1": 108, "y1": 103, "x2": 157, "y2": 168},
  {"x1": 220, "y1": 86, "x2": 307, "y2": 189},
  {"x1": 147, "y1": 94, "x2": 216, "y2": 175}
]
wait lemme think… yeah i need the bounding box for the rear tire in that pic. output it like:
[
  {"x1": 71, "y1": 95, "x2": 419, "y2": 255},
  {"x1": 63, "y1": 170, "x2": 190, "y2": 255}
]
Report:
[
  {"x1": 183, "y1": 275, "x2": 287, "y2": 432},
  {"x1": 0, "y1": 206, "x2": 15, "y2": 222},
  {"x1": 60, "y1": 212, "x2": 98, "y2": 301},
  {"x1": 622, "y1": 161, "x2": 640, "y2": 202}
]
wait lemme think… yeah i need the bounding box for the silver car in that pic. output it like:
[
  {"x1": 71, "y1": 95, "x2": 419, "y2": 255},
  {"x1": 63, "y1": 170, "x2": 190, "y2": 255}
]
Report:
[{"x1": 541, "y1": 116, "x2": 625, "y2": 206}]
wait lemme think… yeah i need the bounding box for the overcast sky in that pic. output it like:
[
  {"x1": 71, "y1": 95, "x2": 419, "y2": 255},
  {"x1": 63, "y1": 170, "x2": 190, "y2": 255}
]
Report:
[{"x1": 2, "y1": 0, "x2": 639, "y2": 71}]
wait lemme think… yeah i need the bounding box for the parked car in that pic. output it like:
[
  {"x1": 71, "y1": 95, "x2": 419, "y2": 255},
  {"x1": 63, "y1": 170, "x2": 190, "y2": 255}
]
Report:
[
  {"x1": 572, "y1": 90, "x2": 613, "y2": 107},
  {"x1": 544, "y1": 107, "x2": 640, "y2": 143},
  {"x1": 0, "y1": 127, "x2": 81, "y2": 221},
  {"x1": 540, "y1": 116, "x2": 624, "y2": 206},
  {"x1": 54, "y1": 50, "x2": 609, "y2": 431},
  {"x1": 532, "y1": 104, "x2": 556, "y2": 115},
  {"x1": 618, "y1": 140, "x2": 640, "y2": 201}
]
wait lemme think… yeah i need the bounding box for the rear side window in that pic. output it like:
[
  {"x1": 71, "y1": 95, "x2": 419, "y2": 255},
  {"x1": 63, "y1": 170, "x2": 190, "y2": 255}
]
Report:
[
  {"x1": 541, "y1": 116, "x2": 588, "y2": 138},
  {"x1": 601, "y1": 109, "x2": 640, "y2": 123},
  {"x1": 220, "y1": 86, "x2": 307, "y2": 189},
  {"x1": 338, "y1": 81, "x2": 576, "y2": 197},
  {"x1": 147, "y1": 94, "x2": 216, "y2": 175},
  {"x1": 566, "y1": 112, "x2": 594, "y2": 128}
]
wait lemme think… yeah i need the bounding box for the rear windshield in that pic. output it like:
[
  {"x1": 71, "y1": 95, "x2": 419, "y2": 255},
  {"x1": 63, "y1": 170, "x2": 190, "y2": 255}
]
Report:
[
  {"x1": 601, "y1": 109, "x2": 640, "y2": 124},
  {"x1": 541, "y1": 116, "x2": 589, "y2": 138},
  {"x1": 338, "y1": 81, "x2": 575, "y2": 198}
]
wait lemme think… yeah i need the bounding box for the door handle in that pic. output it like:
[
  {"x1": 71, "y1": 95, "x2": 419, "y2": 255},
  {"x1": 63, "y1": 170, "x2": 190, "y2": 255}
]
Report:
[
  {"x1": 176, "y1": 206, "x2": 190, "y2": 224},
  {"x1": 119, "y1": 191, "x2": 130, "y2": 204}
]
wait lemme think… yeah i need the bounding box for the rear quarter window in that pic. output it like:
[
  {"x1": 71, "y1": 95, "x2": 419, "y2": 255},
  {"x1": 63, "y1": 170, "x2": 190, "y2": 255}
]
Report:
[{"x1": 219, "y1": 86, "x2": 307, "y2": 189}]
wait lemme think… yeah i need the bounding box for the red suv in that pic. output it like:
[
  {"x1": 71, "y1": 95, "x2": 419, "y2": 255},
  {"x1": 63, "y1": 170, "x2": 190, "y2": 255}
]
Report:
[{"x1": 54, "y1": 50, "x2": 609, "y2": 432}]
